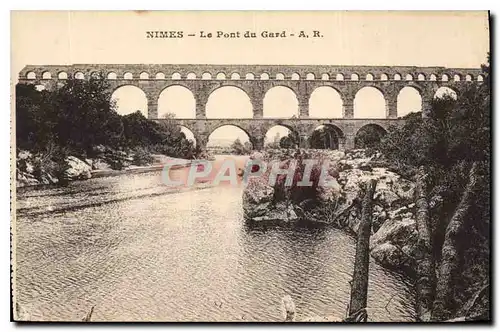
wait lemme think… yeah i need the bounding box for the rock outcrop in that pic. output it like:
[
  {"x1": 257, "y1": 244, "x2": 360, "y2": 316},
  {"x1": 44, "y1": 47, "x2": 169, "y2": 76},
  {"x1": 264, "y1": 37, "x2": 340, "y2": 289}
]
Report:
[
  {"x1": 241, "y1": 148, "x2": 419, "y2": 275},
  {"x1": 16, "y1": 150, "x2": 93, "y2": 187},
  {"x1": 63, "y1": 156, "x2": 92, "y2": 181}
]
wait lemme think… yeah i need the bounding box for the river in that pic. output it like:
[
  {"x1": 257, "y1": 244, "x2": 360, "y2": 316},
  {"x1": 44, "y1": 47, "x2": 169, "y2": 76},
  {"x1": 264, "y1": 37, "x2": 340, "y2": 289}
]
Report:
[{"x1": 14, "y1": 156, "x2": 416, "y2": 322}]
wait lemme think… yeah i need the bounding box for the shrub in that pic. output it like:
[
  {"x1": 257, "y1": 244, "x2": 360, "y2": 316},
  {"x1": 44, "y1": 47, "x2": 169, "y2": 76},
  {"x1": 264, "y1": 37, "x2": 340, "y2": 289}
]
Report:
[{"x1": 132, "y1": 147, "x2": 154, "y2": 166}]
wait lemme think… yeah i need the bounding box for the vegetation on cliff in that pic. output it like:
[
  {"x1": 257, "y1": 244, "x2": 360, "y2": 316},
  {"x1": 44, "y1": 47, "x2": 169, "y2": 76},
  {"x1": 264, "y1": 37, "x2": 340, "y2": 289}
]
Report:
[
  {"x1": 376, "y1": 59, "x2": 490, "y2": 321},
  {"x1": 243, "y1": 58, "x2": 490, "y2": 321}
]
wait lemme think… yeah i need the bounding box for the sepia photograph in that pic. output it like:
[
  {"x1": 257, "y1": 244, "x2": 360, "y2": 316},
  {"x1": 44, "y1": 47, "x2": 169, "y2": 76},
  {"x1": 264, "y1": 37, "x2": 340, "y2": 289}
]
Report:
[{"x1": 10, "y1": 10, "x2": 491, "y2": 323}]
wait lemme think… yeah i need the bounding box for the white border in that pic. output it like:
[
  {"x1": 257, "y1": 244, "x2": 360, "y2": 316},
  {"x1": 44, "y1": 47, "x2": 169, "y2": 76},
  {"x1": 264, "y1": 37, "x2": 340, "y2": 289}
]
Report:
[{"x1": 3, "y1": 2, "x2": 497, "y2": 331}]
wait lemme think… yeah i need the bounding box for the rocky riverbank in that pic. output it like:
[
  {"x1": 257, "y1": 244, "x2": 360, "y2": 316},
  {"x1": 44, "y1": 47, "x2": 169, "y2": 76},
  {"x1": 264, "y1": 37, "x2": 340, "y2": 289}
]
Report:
[
  {"x1": 242, "y1": 148, "x2": 419, "y2": 276},
  {"x1": 15, "y1": 147, "x2": 208, "y2": 187}
]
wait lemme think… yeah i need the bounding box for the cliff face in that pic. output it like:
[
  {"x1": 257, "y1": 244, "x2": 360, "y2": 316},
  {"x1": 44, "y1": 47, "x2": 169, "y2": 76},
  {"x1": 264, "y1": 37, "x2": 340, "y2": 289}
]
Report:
[{"x1": 241, "y1": 148, "x2": 418, "y2": 275}]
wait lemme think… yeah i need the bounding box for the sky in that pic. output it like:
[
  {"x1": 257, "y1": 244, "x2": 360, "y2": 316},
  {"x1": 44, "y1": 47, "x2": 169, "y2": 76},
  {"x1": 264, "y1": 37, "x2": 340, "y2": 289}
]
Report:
[{"x1": 11, "y1": 11, "x2": 489, "y2": 146}]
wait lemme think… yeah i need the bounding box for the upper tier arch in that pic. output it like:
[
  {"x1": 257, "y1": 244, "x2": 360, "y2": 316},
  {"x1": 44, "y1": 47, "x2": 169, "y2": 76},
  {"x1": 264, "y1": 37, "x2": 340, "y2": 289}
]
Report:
[{"x1": 19, "y1": 64, "x2": 483, "y2": 84}]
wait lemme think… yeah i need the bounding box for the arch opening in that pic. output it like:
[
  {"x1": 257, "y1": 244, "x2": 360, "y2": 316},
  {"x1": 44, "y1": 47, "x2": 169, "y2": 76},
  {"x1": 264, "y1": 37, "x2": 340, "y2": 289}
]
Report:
[
  {"x1": 26, "y1": 71, "x2": 36, "y2": 79},
  {"x1": 291, "y1": 73, "x2": 300, "y2": 80},
  {"x1": 264, "y1": 125, "x2": 299, "y2": 149},
  {"x1": 207, "y1": 125, "x2": 253, "y2": 154},
  {"x1": 245, "y1": 73, "x2": 255, "y2": 80},
  {"x1": 308, "y1": 86, "x2": 343, "y2": 118},
  {"x1": 263, "y1": 86, "x2": 299, "y2": 118},
  {"x1": 156, "y1": 72, "x2": 166, "y2": 80},
  {"x1": 58, "y1": 71, "x2": 68, "y2": 80},
  {"x1": 381, "y1": 73, "x2": 388, "y2": 81},
  {"x1": 354, "y1": 87, "x2": 386, "y2": 118},
  {"x1": 111, "y1": 85, "x2": 148, "y2": 117},
  {"x1": 434, "y1": 87, "x2": 458, "y2": 100},
  {"x1": 158, "y1": 86, "x2": 196, "y2": 119},
  {"x1": 90, "y1": 71, "x2": 102, "y2": 79},
  {"x1": 336, "y1": 73, "x2": 344, "y2": 81},
  {"x1": 34, "y1": 84, "x2": 46, "y2": 92},
  {"x1": 139, "y1": 72, "x2": 149, "y2": 80},
  {"x1": 74, "y1": 72, "x2": 85, "y2": 80},
  {"x1": 397, "y1": 86, "x2": 422, "y2": 117},
  {"x1": 310, "y1": 124, "x2": 344, "y2": 150},
  {"x1": 42, "y1": 71, "x2": 52, "y2": 79},
  {"x1": 355, "y1": 124, "x2": 387, "y2": 149},
  {"x1": 187, "y1": 72, "x2": 197, "y2": 80},
  {"x1": 107, "y1": 72, "x2": 117, "y2": 80},
  {"x1": 124, "y1": 72, "x2": 133, "y2": 80},
  {"x1": 206, "y1": 86, "x2": 253, "y2": 119},
  {"x1": 180, "y1": 126, "x2": 196, "y2": 147}
]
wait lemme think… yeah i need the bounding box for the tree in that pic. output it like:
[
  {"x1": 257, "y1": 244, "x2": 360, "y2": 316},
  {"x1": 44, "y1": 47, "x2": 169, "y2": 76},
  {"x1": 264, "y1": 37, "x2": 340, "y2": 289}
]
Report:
[
  {"x1": 231, "y1": 138, "x2": 251, "y2": 155},
  {"x1": 310, "y1": 127, "x2": 339, "y2": 149},
  {"x1": 355, "y1": 125, "x2": 386, "y2": 149},
  {"x1": 16, "y1": 76, "x2": 124, "y2": 157},
  {"x1": 279, "y1": 131, "x2": 299, "y2": 149},
  {"x1": 16, "y1": 78, "x2": 197, "y2": 160}
]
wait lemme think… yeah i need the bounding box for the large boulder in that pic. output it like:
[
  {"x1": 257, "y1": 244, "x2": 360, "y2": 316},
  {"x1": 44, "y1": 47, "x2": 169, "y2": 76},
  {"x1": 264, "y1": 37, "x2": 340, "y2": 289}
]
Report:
[
  {"x1": 370, "y1": 243, "x2": 414, "y2": 273},
  {"x1": 64, "y1": 156, "x2": 92, "y2": 181},
  {"x1": 242, "y1": 175, "x2": 301, "y2": 223},
  {"x1": 317, "y1": 180, "x2": 342, "y2": 203},
  {"x1": 251, "y1": 202, "x2": 299, "y2": 223},
  {"x1": 242, "y1": 176, "x2": 274, "y2": 220},
  {"x1": 370, "y1": 212, "x2": 417, "y2": 250},
  {"x1": 369, "y1": 205, "x2": 418, "y2": 275}
]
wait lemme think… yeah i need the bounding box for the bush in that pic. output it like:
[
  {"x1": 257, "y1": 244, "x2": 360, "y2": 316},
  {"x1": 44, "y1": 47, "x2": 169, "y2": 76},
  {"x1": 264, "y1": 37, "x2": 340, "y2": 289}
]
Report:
[
  {"x1": 132, "y1": 147, "x2": 154, "y2": 166},
  {"x1": 231, "y1": 138, "x2": 251, "y2": 155}
]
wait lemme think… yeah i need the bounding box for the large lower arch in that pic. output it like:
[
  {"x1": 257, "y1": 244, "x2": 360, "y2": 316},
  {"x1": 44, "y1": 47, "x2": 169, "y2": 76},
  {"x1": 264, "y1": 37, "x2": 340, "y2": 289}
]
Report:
[
  {"x1": 263, "y1": 86, "x2": 299, "y2": 118},
  {"x1": 434, "y1": 86, "x2": 458, "y2": 100},
  {"x1": 397, "y1": 86, "x2": 422, "y2": 117},
  {"x1": 354, "y1": 124, "x2": 387, "y2": 149},
  {"x1": 205, "y1": 86, "x2": 253, "y2": 119},
  {"x1": 264, "y1": 125, "x2": 299, "y2": 149},
  {"x1": 111, "y1": 85, "x2": 148, "y2": 117},
  {"x1": 354, "y1": 87, "x2": 386, "y2": 119},
  {"x1": 180, "y1": 126, "x2": 196, "y2": 147},
  {"x1": 309, "y1": 124, "x2": 345, "y2": 150},
  {"x1": 309, "y1": 87, "x2": 343, "y2": 118},
  {"x1": 158, "y1": 85, "x2": 196, "y2": 118},
  {"x1": 207, "y1": 125, "x2": 253, "y2": 154}
]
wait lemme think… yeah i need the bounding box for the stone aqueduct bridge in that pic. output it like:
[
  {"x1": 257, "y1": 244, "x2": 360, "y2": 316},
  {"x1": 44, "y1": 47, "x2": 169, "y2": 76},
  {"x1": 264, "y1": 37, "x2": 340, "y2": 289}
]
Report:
[{"x1": 19, "y1": 64, "x2": 484, "y2": 150}]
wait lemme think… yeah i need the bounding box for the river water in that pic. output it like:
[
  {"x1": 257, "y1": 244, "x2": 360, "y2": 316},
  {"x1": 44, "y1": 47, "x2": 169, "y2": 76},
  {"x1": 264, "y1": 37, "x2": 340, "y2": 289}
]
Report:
[{"x1": 14, "y1": 157, "x2": 415, "y2": 322}]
